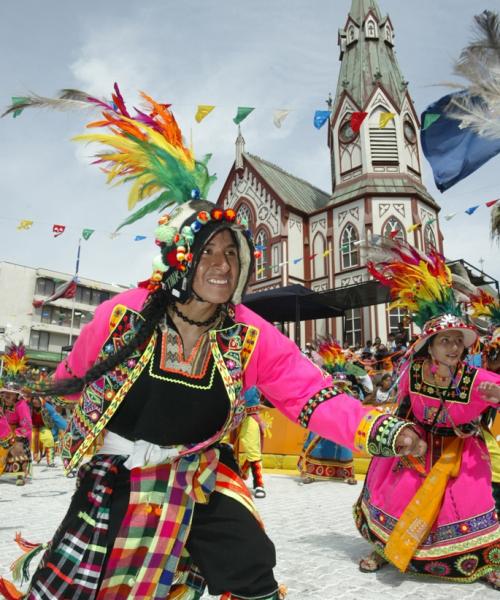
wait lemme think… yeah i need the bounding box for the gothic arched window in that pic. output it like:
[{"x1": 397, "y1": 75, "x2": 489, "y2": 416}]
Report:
[
  {"x1": 340, "y1": 224, "x2": 359, "y2": 269},
  {"x1": 312, "y1": 233, "x2": 327, "y2": 278},
  {"x1": 255, "y1": 229, "x2": 268, "y2": 281},
  {"x1": 424, "y1": 224, "x2": 437, "y2": 254},
  {"x1": 237, "y1": 202, "x2": 253, "y2": 230},
  {"x1": 383, "y1": 217, "x2": 406, "y2": 242},
  {"x1": 348, "y1": 26, "x2": 356, "y2": 42}
]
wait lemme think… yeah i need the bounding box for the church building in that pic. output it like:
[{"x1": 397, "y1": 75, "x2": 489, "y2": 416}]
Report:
[{"x1": 216, "y1": 0, "x2": 441, "y2": 347}]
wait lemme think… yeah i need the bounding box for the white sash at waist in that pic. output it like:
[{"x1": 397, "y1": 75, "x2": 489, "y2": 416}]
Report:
[{"x1": 100, "y1": 430, "x2": 180, "y2": 470}]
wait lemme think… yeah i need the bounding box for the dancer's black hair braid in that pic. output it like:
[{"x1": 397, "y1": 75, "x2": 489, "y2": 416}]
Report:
[{"x1": 38, "y1": 286, "x2": 170, "y2": 397}]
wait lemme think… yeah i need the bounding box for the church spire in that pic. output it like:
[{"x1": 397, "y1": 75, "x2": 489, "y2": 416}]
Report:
[
  {"x1": 336, "y1": 0, "x2": 406, "y2": 110},
  {"x1": 235, "y1": 125, "x2": 245, "y2": 169}
]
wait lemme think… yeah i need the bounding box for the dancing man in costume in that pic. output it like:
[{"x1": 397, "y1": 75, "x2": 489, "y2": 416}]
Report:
[{"x1": 0, "y1": 86, "x2": 426, "y2": 600}]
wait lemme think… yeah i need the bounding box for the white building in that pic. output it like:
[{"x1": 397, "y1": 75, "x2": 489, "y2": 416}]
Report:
[{"x1": 0, "y1": 261, "x2": 125, "y2": 366}]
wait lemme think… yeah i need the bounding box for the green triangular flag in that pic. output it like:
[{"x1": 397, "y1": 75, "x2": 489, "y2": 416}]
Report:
[
  {"x1": 233, "y1": 107, "x2": 255, "y2": 125},
  {"x1": 422, "y1": 113, "x2": 440, "y2": 131},
  {"x1": 82, "y1": 228, "x2": 95, "y2": 240}
]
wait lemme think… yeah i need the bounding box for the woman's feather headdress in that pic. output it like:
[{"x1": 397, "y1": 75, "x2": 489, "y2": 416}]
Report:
[
  {"x1": 366, "y1": 238, "x2": 461, "y2": 329},
  {"x1": 2, "y1": 84, "x2": 216, "y2": 229},
  {"x1": 469, "y1": 289, "x2": 500, "y2": 327},
  {"x1": 2, "y1": 342, "x2": 28, "y2": 377},
  {"x1": 315, "y1": 339, "x2": 366, "y2": 378}
]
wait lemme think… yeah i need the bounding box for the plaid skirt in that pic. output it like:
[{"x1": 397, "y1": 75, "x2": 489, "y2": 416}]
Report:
[{"x1": 25, "y1": 446, "x2": 277, "y2": 599}]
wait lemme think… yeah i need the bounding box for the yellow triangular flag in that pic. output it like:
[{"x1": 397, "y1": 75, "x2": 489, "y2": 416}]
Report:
[
  {"x1": 323, "y1": 249, "x2": 331, "y2": 256},
  {"x1": 406, "y1": 223, "x2": 422, "y2": 233},
  {"x1": 195, "y1": 105, "x2": 215, "y2": 123},
  {"x1": 17, "y1": 219, "x2": 34, "y2": 230},
  {"x1": 379, "y1": 112, "x2": 396, "y2": 128}
]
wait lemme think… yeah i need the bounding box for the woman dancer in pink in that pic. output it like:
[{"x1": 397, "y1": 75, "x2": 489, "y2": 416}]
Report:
[{"x1": 355, "y1": 240, "x2": 500, "y2": 589}]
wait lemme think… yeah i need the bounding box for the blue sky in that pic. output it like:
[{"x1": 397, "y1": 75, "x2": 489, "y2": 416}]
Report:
[{"x1": 0, "y1": 0, "x2": 498, "y2": 287}]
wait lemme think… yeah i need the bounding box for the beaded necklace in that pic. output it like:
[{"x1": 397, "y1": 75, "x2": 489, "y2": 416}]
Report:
[{"x1": 169, "y1": 302, "x2": 223, "y2": 328}]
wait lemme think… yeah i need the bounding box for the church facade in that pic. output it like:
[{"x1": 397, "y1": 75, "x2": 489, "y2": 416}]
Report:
[{"x1": 217, "y1": 0, "x2": 442, "y2": 347}]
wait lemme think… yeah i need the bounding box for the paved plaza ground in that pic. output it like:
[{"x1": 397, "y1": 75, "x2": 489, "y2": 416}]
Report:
[{"x1": 0, "y1": 462, "x2": 496, "y2": 599}]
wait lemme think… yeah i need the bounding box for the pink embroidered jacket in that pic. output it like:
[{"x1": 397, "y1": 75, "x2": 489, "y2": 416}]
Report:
[
  {"x1": 0, "y1": 398, "x2": 32, "y2": 447},
  {"x1": 55, "y1": 288, "x2": 408, "y2": 471}
]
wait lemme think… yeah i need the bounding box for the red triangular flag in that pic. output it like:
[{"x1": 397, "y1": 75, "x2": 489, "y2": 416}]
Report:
[
  {"x1": 52, "y1": 224, "x2": 66, "y2": 237},
  {"x1": 389, "y1": 229, "x2": 399, "y2": 239},
  {"x1": 350, "y1": 111, "x2": 368, "y2": 133},
  {"x1": 486, "y1": 199, "x2": 499, "y2": 207}
]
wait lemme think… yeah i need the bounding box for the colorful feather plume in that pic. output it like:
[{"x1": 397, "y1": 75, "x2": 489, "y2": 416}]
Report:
[
  {"x1": 445, "y1": 10, "x2": 500, "y2": 140},
  {"x1": 2, "y1": 83, "x2": 216, "y2": 229},
  {"x1": 366, "y1": 239, "x2": 461, "y2": 329},
  {"x1": 469, "y1": 289, "x2": 500, "y2": 326},
  {"x1": 316, "y1": 339, "x2": 346, "y2": 373},
  {"x1": 315, "y1": 339, "x2": 366, "y2": 378},
  {"x1": 2, "y1": 343, "x2": 27, "y2": 377}
]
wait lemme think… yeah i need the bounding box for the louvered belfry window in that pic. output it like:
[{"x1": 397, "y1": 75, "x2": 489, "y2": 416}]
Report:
[{"x1": 369, "y1": 127, "x2": 399, "y2": 164}]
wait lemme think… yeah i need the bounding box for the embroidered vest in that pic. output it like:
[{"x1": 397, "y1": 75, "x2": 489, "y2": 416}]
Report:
[{"x1": 61, "y1": 304, "x2": 259, "y2": 472}]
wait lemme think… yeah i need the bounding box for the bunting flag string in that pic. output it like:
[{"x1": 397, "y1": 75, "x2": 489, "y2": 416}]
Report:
[
  {"x1": 2, "y1": 194, "x2": 498, "y2": 265},
  {"x1": 17, "y1": 219, "x2": 33, "y2": 230},
  {"x1": 233, "y1": 107, "x2": 255, "y2": 125},
  {"x1": 273, "y1": 109, "x2": 291, "y2": 128},
  {"x1": 313, "y1": 110, "x2": 331, "y2": 129},
  {"x1": 350, "y1": 111, "x2": 368, "y2": 133},
  {"x1": 194, "y1": 105, "x2": 215, "y2": 123},
  {"x1": 379, "y1": 112, "x2": 396, "y2": 129},
  {"x1": 52, "y1": 224, "x2": 66, "y2": 237},
  {"x1": 465, "y1": 205, "x2": 480, "y2": 215}
]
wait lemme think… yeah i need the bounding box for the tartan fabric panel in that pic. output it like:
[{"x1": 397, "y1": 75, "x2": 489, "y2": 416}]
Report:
[
  {"x1": 99, "y1": 449, "x2": 220, "y2": 600},
  {"x1": 28, "y1": 455, "x2": 125, "y2": 599}
]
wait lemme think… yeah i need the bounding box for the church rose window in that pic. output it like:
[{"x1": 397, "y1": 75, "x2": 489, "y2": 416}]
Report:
[
  {"x1": 339, "y1": 118, "x2": 358, "y2": 144},
  {"x1": 403, "y1": 119, "x2": 417, "y2": 144}
]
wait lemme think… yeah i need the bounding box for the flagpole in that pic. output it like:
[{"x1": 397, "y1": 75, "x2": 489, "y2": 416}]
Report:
[{"x1": 69, "y1": 238, "x2": 81, "y2": 346}]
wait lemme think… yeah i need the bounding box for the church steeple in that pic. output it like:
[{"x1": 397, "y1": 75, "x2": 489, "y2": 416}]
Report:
[
  {"x1": 336, "y1": 0, "x2": 406, "y2": 110},
  {"x1": 235, "y1": 126, "x2": 245, "y2": 170},
  {"x1": 329, "y1": 0, "x2": 427, "y2": 199}
]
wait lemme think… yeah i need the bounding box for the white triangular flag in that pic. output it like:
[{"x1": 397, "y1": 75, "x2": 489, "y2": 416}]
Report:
[{"x1": 273, "y1": 109, "x2": 291, "y2": 128}]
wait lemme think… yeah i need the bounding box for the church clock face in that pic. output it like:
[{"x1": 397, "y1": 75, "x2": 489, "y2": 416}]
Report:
[
  {"x1": 339, "y1": 119, "x2": 357, "y2": 144},
  {"x1": 404, "y1": 120, "x2": 417, "y2": 144}
]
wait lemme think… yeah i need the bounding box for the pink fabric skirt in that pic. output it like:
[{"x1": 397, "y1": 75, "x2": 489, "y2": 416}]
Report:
[{"x1": 354, "y1": 433, "x2": 500, "y2": 581}]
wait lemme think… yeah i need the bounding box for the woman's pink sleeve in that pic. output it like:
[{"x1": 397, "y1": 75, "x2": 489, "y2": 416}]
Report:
[{"x1": 14, "y1": 400, "x2": 32, "y2": 441}]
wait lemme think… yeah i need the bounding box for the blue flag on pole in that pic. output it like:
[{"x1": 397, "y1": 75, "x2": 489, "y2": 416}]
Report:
[
  {"x1": 313, "y1": 110, "x2": 330, "y2": 130},
  {"x1": 420, "y1": 92, "x2": 500, "y2": 192}
]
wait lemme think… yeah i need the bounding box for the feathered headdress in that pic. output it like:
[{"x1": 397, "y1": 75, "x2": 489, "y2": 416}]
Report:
[
  {"x1": 469, "y1": 289, "x2": 500, "y2": 357},
  {"x1": 445, "y1": 10, "x2": 500, "y2": 141},
  {"x1": 2, "y1": 84, "x2": 216, "y2": 230},
  {"x1": 0, "y1": 342, "x2": 28, "y2": 394},
  {"x1": 469, "y1": 289, "x2": 500, "y2": 326},
  {"x1": 315, "y1": 339, "x2": 366, "y2": 379},
  {"x1": 367, "y1": 239, "x2": 477, "y2": 352}
]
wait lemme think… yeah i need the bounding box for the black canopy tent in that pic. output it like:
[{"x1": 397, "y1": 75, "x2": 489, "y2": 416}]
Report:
[{"x1": 242, "y1": 281, "x2": 391, "y2": 345}]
